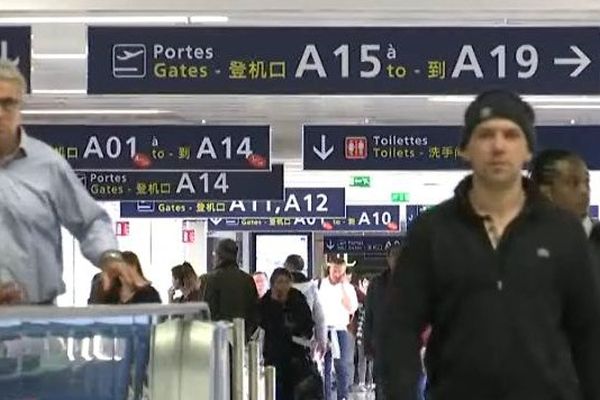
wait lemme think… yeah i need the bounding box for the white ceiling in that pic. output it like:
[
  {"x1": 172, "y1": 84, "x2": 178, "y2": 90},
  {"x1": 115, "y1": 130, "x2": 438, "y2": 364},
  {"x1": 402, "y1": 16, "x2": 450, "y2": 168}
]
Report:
[{"x1": 5, "y1": 0, "x2": 600, "y2": 160}]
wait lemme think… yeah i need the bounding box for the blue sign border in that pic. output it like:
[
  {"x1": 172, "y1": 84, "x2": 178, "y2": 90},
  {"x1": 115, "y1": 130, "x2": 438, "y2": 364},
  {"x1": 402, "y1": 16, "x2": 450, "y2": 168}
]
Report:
[
  {"x1": 27, "y1": 124, "x2": 271, "y2": 172},
  {"x1": 303, "y1": 125, "x2": 600, "y2": 170},
  {"x1": 119, "y1": 187, "x2": 346, "y2": 218},
  {"x1": 76, "y1": 164, "x2": 284, "y2": 201},
  {"x1": 89, "y1": 26, "x2": 600, "y2": 95},
  {"x1": 323, "y1": 235, "x2": 404, "y2": 255},
  {"x1": 207, "y1": 204, "x2": 400, "y2": 232}
]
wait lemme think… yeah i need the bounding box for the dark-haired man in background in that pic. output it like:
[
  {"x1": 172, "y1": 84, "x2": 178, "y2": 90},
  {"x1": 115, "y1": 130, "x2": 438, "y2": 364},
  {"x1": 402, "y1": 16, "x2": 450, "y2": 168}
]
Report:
[
  {"x1": 204, "y1": 239, "x2": 259, "y2": 340},
  {"x1": 530, "y1": 149, "x2": 600, "y2": 254}
]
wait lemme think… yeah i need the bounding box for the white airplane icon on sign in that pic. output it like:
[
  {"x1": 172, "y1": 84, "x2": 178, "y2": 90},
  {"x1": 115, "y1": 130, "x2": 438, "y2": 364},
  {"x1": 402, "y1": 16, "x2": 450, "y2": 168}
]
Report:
[{"x1": 112, "y1": 44, "x2": 146, "y2": 78}]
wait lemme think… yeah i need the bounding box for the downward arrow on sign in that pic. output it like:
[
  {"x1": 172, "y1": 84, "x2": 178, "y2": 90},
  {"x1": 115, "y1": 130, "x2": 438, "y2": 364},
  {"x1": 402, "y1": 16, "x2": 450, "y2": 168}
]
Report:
[
  {"x1": 0, "y1": 41, "x2": 20, "y2": 66},
  {"x1": 313, "y1": 134, "x2": 334, "y2": 161},
  {"x1": 554, "y1": 46, "x2": 591, "y2": 77}
]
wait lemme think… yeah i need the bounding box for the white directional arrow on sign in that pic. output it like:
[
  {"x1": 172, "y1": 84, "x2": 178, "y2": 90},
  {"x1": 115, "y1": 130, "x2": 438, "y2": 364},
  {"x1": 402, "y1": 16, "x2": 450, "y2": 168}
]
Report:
[
  {"x1": 0, "y1": 41, "x2": 20, "y2": 66},
  {"x1": 325, "y1": 240, "x2": 335, "y2": 251},
  {"x1": 313, "y1": 134, "x2": 334, "y2": 161},
  {"x1": 554, "y1": 46, "x2": 591, "y2": 77}
]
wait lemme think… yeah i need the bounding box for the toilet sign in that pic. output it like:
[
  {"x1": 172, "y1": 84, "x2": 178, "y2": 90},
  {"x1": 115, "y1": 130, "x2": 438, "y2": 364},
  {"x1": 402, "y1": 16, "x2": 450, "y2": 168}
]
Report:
[
  {"x1": 115, "y1": 221, "x2": 130, "y2": 236},
  {"x1": 182, "y1": 229, "x2": 195, "y2": 243},
  {"x1": 304, "y1": 125, "x2": 600, "y2": 170}
]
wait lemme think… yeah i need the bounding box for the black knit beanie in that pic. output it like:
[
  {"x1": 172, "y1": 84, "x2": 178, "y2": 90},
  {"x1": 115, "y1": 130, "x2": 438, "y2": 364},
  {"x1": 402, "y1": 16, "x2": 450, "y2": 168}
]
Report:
[{"x1": 461, "y1": 89, "x2": 535, "y2": 150}]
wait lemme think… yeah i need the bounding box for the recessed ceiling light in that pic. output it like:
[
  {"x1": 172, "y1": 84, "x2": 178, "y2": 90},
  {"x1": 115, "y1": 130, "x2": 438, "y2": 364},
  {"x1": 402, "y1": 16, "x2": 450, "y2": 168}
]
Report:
[
  {"x1": 536, "y1": 105, "x2": 600, "y2": 110},
  {"x1": 30, "y1": 89, "x2": 87, "y2": 94},
  {"x1": 22, "y1": 109, "x2": 169, "y2": 115},
  {"x1": 32, "y1": 53, "x2": 87, "y2": 60},
  {"x1": 189, "y1": 16, "x2": 229, "y2": 23},
  {"x1": 0, "y1": 16, "x2": 188, "y2": 24},
  {"x1": 427, "y1": 96, "x2": 473, "y2": 103},
  {"x1": 428, "y1": 95, "x2": 600, "y2": 104}
]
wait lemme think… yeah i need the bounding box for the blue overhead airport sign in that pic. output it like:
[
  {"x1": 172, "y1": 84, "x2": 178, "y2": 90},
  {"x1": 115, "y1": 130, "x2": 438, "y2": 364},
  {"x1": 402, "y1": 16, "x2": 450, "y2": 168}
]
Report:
[
  {"x1": 304, "y1": 125, "x2": 462, "y2": 170},
  {"x1": 534, "y1": 127, "x2": 600, "y2": 170},
  {"x1": 405, "y1": 204, "x2": 435, "y2": 228},
  {"x1": 304, "y1": 125, "x2": 600, "y2": 170},
  {"x1": 76, "y1": 164, "x2": 284, "y2": 201},
  {"x1": 327, "y1": 205, "x2": 400, "y2": 232},
  {"x1": 89, "y1": 27, "x2": 599, "y2": 94},
  {"x1": 119, "y1": 187, "x2": 346, "y2": 218},
  {"x1": 404, "y1": 204, "x2": 599, "y2": 227},
  {"x1": 0, "y1": 27, "x2": 31, "y2": 91},
  {"x1": 323, "y1": 235, "x2": 404, "y2": 255},
  {"x1": 207, "y1": 205, "x2": 399, "y2": 232},
  {"x1": 590, "y1": 205, "x2": 599, "y2": 220},
  {"x1": 27, "y1": 125, "x2": 270, "y2": 171}
]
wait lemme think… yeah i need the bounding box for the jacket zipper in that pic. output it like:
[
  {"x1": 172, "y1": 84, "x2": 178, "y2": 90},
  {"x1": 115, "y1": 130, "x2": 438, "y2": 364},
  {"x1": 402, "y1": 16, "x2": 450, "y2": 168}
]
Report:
[
  {"x1": 477, "y1": 219, "x2": 504, "y2": 292},
  {"x1": 482, "y1": 213, "x2": 525, "y2": 293},
  {"x1": 496, "y1": 280, "x2": 503, "y2": 291}
]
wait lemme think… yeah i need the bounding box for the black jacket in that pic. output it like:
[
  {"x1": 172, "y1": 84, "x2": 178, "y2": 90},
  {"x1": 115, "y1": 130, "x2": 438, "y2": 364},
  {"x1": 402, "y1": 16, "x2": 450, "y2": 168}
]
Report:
[
  {"x1": 291, "y1": 271, "x2": 310, "y2": 284},
  {"x1": 382, "y1": 176, "x2": 600, "y2": 400},
  {"x1": 126, "y1": 285, "x2": 161, "y2": 304},
  {"x1": 589, "y1": 223, "x2": 600, "y2": 263},
  {"x1": 204, "y1": 261, "x2": 259, "y2": 339},
  {"x1": 364, "y1": 268, "x2": 391, "y2": 361},
  {"x1": 87, "y1": 273, "x2": 161, "y2": 305},
  {"x1": 259, "y1": 288, "x2": 316, "y2": 400},
  {"x1": 259, "y1": 287, "x2": 314, "y2": 366}
]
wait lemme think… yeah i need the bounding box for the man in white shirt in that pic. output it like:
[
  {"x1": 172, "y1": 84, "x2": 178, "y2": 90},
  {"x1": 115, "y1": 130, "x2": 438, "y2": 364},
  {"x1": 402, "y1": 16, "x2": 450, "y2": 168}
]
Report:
[{"x1": 318, "y1": 256, "x2": 359, "y2": 400}]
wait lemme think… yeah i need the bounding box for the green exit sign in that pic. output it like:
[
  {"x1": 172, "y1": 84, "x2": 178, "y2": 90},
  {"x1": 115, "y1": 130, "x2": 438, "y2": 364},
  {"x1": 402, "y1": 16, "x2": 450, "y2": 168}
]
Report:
[
  {"x1": 351, "y1": 176, "x2": 371, "y2": 187},
  {"x1": 391, "y1": 192, "x2": 410, "y2": 202}
]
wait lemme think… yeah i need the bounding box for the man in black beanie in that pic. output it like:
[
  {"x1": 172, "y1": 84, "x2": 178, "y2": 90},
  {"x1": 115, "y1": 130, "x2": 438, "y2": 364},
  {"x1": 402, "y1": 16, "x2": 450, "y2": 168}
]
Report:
[{"x1": 381, "y1": 89, "x2": 600, "y2": 400}]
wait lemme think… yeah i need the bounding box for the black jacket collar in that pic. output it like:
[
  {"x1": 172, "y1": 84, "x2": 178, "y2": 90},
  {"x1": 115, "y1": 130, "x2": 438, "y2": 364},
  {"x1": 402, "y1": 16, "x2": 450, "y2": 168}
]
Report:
[
  {"x1": 215, "y1": 260, "x2": 238, "y2": 270},
  {"x1": 453, "y1": 174, "x2": 547, "y2": 223},
  {"x1": 590, "y1": 223, "x2": 600, "y2": 244},
  {"x1": 263, "y1": 287, "x2": 304, "y2": 304},
  {"x1": 290, "y1": 271, "x2": 309, "y2": 283}
]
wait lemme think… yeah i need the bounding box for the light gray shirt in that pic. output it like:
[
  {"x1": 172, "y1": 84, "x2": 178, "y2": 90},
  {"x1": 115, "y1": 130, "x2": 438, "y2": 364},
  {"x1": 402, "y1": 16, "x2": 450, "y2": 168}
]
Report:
[
  {"x1": 0, "y1": 130, "x2": 118, "y2": 302},
  {"x1": 583, "y1": 216, "x2": 594, "y2": 238}
]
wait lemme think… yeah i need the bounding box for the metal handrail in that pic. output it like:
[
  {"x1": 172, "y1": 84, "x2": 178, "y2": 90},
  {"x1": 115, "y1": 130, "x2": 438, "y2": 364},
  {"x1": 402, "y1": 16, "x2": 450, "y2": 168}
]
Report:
[
  {"x1": 248, "y1": 340, "x2": 260, "y2": 400},
  {"x1": 265, "y1": 366, "x2": 276, "y2": 400},
  {"x1": 232, "y1": 318, "x2": 246, "y2": 400},
  {"x1": 0, "y1": 302, "x2": 211, "y2": 321}
]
